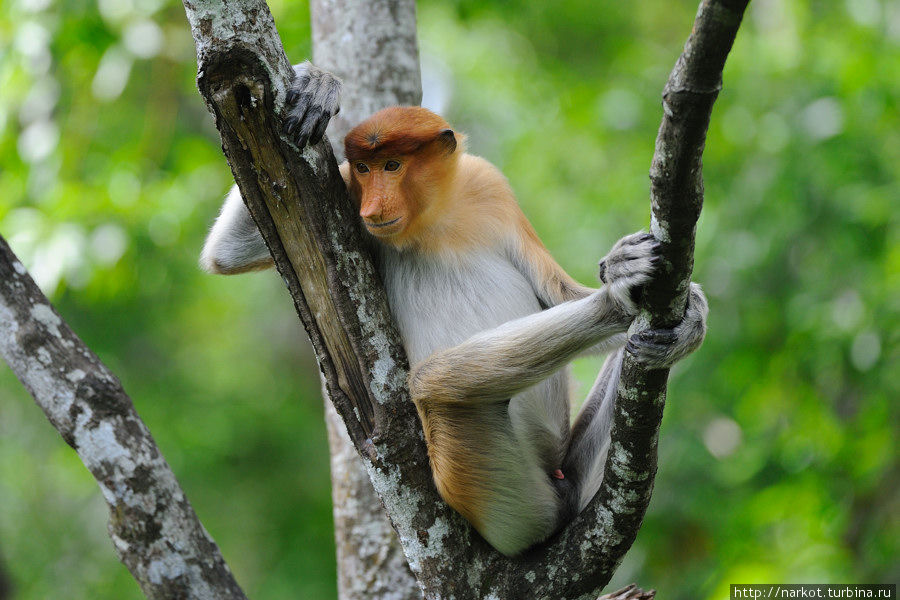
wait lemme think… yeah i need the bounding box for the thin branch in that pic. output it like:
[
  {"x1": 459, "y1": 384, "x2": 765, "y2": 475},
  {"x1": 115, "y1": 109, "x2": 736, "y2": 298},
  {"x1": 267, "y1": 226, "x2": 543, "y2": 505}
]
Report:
[
  {"x1": 0, "y1": 235, "x2": 247, "y2": 600},
  {"x1": 535, "y1": 0, "x2": 751, "y2": 594}
]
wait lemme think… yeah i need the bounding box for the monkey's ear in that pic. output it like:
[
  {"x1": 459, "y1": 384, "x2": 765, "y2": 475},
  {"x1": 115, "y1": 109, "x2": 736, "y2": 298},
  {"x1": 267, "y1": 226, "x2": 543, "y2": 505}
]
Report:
[{"x1": 436, "y1": 129, "x2": 457, "y2": 155}]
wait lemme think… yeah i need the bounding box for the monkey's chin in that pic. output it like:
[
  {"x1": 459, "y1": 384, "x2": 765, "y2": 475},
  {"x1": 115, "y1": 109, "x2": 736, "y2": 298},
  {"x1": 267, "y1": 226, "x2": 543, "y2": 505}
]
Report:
[{"x1": 365, "y1": 217, "x2": 404, "y2": 238}]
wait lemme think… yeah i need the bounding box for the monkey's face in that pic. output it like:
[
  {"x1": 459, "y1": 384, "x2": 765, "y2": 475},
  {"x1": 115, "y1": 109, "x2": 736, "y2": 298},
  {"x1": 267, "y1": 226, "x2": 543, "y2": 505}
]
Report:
[
  {"x1": 344, "y1": 106, "x2": 461, "y2": 247},
  {"x1": 351, "y1": 157, "x2": 415, "y2": 242}
]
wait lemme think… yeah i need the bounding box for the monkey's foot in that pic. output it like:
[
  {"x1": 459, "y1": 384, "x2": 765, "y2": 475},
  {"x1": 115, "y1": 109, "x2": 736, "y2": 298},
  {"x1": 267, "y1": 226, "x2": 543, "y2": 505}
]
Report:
[
  {"x1": 625, "y1": 282, "x2": 708, "y2": 368},
  {"x1": 599, "y1": 584, "x2": 656, "y2": 600}
]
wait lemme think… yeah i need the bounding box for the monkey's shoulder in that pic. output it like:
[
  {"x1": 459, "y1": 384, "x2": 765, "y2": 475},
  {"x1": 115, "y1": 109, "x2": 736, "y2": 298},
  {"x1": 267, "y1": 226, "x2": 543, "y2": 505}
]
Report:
[
  {"x1": 450, "y1": 153, "x2": 531, "y2": 240},
  {"x1": 456, "y1": 153, "x2": 515, "y2": 205}
]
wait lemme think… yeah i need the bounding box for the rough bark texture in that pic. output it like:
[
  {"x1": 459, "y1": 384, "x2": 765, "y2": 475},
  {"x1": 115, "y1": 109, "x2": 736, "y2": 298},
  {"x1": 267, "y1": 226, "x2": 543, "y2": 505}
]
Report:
[
  {"x1": 325, "y1": 403, "x2": 420, "y2": 600},
  {"x1": 310, "y1": 2, "x2": 423, "y2": 597},
  {"x1": 0, "y1": 236, "x2": 247, "y2": 600},
  {"x1": 181, "y1": 0, "x2": 748, "y2": 598}
]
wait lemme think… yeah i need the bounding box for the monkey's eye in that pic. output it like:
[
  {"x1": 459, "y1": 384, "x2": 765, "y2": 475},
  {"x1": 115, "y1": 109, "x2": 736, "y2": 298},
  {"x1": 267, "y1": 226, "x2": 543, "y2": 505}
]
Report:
[
  {"x1": 355, "y1": 162, "x2": 370, "y2": 174},
  {"x1": 384, "y1": 160, "x2": 401, "y2": 172}
]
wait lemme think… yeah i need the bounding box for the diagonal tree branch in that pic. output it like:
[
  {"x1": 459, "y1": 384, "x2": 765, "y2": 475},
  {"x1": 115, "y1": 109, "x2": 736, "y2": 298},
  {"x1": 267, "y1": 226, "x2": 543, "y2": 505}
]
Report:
[{"x1": 0, "y1": 236, "x2": 247, "y2": 600}]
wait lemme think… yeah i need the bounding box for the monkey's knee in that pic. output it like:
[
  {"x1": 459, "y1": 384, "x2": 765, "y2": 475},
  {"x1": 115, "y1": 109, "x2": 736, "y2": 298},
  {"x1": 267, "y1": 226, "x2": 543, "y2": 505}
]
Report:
[{"x1": 408, "y1": 358, "x2": 465, "y2": 404}]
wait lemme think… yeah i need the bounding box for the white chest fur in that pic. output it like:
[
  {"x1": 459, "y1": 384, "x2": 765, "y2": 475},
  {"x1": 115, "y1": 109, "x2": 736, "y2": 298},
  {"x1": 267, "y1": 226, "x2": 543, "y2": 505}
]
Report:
[{"x1": 380, "y1": 246, "x2": 542, "y2": 365}]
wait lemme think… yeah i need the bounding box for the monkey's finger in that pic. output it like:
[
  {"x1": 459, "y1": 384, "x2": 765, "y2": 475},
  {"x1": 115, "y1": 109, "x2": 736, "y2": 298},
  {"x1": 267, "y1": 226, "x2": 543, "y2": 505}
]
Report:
[
  {"x1": 613, "y1": 231, "x2": 653, "y2": 252},
  {"x1": 296, "y1": 106, "x2": 324, "y2": 149},
  {"x1": 623, "y1": 232, "x2": 655, "y2": 246},
  {"x1": 284, "y1": 101, "x2": 307, "y2": 135},
  {"x1": 287, "y1": 75, "x2": 311, "y2": 105},
  {"x1": 601, "y1": 255, "x2": 658, "y2": 285},
  {"x1": 609, "y1": 242, "x2": 660, "y2": 263},
  {"x1": 284, "y1": 96, "x2": 315, "y2": 143},
  {"x1": 626, "y1": 336, "x2": 673, "y2": 366},
  {"x1": 309, "y1": 111, "x2": 331, "y2": 145}
]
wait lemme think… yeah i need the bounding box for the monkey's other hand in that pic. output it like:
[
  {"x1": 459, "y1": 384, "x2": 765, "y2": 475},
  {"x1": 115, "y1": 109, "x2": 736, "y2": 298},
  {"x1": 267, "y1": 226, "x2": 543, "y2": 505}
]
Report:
[
  {"x1": 283, "y1": 61, "x2": 342, "y2": 149},
  {"x1": 598, "y1": 231, "x2": 660, "y2": 314},
  {"x1": 626, "y1": 282, "x2": 708, "y2": 368}
]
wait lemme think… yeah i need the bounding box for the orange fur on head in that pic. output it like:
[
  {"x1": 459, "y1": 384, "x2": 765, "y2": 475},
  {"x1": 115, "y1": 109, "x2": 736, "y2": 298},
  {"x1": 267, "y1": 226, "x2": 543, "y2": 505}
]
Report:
[
  {"x1": 343, "y1": 107, "x2": 464, "y2": 247},
  {"x1": 345, "y1": 106, "x2": 459, "y2": 162}
]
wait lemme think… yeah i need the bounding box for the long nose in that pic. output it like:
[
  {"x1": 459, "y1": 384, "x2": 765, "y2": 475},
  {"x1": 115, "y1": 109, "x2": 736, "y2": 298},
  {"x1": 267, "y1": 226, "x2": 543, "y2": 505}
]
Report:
[{"x1": 359, "y1": 199, "x2": 382, "y2": 222}]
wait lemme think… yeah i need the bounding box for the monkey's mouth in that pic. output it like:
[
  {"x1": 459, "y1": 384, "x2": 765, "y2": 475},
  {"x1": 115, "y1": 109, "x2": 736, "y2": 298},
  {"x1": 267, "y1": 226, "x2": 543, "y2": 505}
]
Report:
[{"x1": 365, "y1": 217, "x2": 402, "y2": 233}]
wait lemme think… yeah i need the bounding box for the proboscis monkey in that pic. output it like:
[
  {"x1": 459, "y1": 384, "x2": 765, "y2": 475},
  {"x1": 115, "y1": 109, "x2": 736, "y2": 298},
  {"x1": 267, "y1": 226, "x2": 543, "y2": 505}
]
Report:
[{"x1": 202, "y1": 62, "x2": 708, "y2": 555}]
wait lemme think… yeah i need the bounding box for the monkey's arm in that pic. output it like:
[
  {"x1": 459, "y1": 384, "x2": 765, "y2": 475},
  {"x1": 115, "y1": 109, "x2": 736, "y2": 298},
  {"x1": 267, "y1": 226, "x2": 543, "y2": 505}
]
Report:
[
  {"x1": 201, "y1": 162, "x2": 351, "y2": 274},
  {"x1": 510, "y1": 216, "x2": 634, "y2": 355},
  {"x1": 201, "y1": 62, "x2": 344, "y2": 274},
  {"x1": 410, "y1": 232, "x2": 658, "y2": 404},
  {"x1": 200, "y1": 185, "x2": 274, "y2": 274},
  {"x1": 410, "y1": 289, "x2": 628, "y2": 404}
]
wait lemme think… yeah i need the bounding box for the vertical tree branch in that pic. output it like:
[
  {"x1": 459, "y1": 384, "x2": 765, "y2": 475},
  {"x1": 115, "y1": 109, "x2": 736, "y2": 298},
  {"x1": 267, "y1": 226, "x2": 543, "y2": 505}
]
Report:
[
  {"x1": 311, "y1": 0, "x2": 422, "y2": 160},
  {"x1": 309, "y1": 1, "x2": 423, "y2": 598},
  {"x1": 0, "y1": 236, "x2": 247, "y2": 600}
]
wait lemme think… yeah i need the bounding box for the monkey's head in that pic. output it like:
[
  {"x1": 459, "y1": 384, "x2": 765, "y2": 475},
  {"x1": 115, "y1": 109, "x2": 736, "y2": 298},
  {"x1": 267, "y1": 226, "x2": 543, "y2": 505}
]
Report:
[{"x1": 344, "y1": 106, "x2": 462, "y2": 247}]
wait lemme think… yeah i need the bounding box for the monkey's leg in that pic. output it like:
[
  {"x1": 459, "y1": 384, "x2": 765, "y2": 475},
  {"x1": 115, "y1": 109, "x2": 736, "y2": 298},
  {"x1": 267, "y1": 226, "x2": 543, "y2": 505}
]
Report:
[
  {"x1": 561, "y1": 347, "x2": 623, "y2": 509},
  {"x1": 562, "y1": 282, "x2": 709, "y2": 509}
]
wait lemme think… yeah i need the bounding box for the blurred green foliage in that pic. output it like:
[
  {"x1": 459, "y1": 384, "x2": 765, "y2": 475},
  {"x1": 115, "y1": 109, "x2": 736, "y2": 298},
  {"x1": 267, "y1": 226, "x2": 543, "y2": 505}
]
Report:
[{"x1": 0, "y1": 0, "x2": 897, "y2": 598}]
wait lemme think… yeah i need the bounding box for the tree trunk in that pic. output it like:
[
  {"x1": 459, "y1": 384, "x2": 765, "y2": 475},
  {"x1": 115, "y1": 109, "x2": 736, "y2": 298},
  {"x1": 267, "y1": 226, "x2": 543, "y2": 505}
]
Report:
[{"x1": 310, "y1": 2, "x2": 423, "y2": 597}]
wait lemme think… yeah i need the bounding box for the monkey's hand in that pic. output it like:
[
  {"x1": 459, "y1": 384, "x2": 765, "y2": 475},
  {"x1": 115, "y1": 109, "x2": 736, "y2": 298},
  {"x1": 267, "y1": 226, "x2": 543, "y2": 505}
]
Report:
[
  {"x1": 626, "y1": 282, "x2": 708, "y2": 368},
  {"x1": 283, "y1": 61, "x2": 342, "y2": 149},
  {"x1": 598, "y1": 231, "x2": 660, "y2": 315}
]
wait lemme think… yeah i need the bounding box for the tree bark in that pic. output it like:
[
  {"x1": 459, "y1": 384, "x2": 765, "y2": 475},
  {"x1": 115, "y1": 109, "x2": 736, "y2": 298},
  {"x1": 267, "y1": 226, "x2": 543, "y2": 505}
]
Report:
[
  {"x1": 180, "y1": 0, "x2": 748, "y2": 598},
  {"x1": 0, "y1": 236, "x2": 247, "y2": 600},
  {"x1": 310, "y1": 2, "x2": 423, "y2": 597}
]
